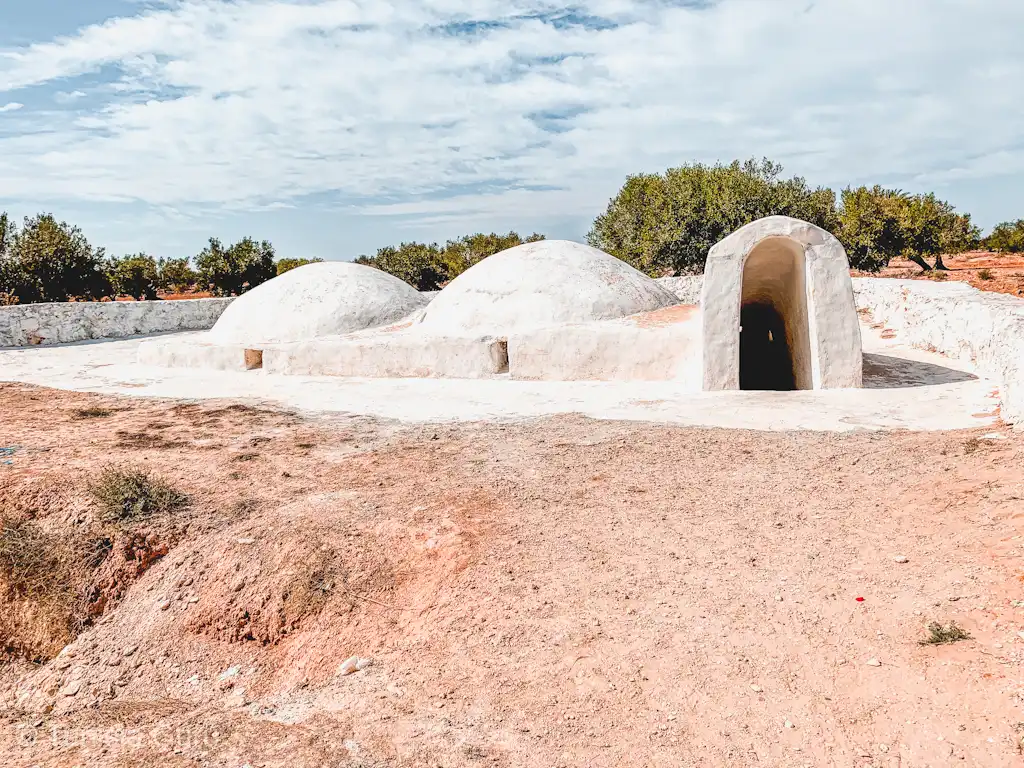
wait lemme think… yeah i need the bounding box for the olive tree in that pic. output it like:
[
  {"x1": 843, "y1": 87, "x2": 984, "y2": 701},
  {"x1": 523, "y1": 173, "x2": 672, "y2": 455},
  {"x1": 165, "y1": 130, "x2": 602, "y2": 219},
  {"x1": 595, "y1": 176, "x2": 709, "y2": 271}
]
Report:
[
  {"x1": 588, "y1": 159, "x2": 838, "y2": 276},
  {"x1": 195, "y1": 237, "x2": 276, "y2": 296},
  {"x1": 2, "y1": 214, "x2": 110, "y2": 303},
  {"x1": 276, "y1": 257, "x2": 323, "y2": 275},
  {"x1": 107, "y1": 253, "x2": 160, "y2": 300},
  {"x1": 984, "y1": 220, "x2": 1024, "y2": 253}
]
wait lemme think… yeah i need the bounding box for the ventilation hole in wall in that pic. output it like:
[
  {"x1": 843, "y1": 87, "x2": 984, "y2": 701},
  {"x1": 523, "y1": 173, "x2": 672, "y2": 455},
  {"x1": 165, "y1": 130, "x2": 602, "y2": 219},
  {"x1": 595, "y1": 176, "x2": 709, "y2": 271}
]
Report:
[{"x1": 244, "y1": 349, "x2": 264, "y2": 370}]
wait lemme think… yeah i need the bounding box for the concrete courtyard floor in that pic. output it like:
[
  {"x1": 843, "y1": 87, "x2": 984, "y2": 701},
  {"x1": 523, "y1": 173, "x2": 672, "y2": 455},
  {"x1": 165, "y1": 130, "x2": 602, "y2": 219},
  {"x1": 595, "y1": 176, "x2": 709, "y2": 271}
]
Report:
[{"x1": 0, "y1": 321, "x2": 1004, "y2": 432}]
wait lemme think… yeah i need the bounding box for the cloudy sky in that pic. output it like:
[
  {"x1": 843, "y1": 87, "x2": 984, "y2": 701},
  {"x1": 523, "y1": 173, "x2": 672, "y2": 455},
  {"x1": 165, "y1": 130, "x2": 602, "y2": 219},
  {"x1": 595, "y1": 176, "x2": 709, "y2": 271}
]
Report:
[{"x1": 1, "y1": 0, "x2": 1022, "y2": 262}]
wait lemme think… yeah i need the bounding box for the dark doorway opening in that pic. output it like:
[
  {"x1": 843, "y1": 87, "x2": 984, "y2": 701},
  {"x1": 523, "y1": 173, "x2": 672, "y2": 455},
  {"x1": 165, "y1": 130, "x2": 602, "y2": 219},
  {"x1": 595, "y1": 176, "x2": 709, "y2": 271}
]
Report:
[{"x1": 739, "y1": 302, "x2": 796, "y2": 391}]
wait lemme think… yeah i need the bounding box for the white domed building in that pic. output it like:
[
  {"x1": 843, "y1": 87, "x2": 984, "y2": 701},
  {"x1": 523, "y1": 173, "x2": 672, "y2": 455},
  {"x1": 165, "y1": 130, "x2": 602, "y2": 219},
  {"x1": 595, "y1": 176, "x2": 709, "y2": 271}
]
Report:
[
  {"x1": 416, "y1": 240, "x2": 678, "y2": 336},
  {"x1": 208, "y1": 261, "x2": 427, "y2": 345},
  {"x1": 139, "y1": 221, "x2": 862, "y2": 388}
]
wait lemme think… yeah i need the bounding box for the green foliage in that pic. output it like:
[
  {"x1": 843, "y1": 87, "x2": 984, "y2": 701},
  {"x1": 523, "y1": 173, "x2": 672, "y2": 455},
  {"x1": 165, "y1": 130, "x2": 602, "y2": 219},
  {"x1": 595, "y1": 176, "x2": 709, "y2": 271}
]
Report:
[
  {"x1": 356, "y1": 232, "x2": 545, "y2": 290},
  {"x1": 443, "y1": 231, "x2": 545, "y2": 271},
  {"x1": 984, "y1": 220, "x2": 1024, "y2": 253},
  {"x1": 0, "y1": 214, "x2": 110, "y2": 303},
  {"x1": 588, "y1": 159, "x2": 838, "y2": 276},
  {"x1": 837, "y1": 187, "x2": 979, "y2": 272},
  {"x1": 107, "y1": 253, "x2": 159, "y2": 300},
  {"x1": 0, "y1": 213, "x2": 17, "y2": 304},
  {"x1": 276, "y1": 257, "x2": 323, "y2": 275},
  {"x1": 158, "y1": 257, "x2": 198, "y2": 293},
  {"x1": 195, "y1": 237, "x2": 276, "y2": 296}
]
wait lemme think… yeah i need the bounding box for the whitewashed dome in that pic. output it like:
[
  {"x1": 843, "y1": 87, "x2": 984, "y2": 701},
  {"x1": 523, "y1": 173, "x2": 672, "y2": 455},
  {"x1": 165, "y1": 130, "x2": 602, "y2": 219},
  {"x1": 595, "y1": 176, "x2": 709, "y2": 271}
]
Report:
[
  {"x1": 416, "y1": 240, "x2": 678, "y2": 336},
  {"x1": 209, "y1": 261, "x2": 428, "y2": 345}
]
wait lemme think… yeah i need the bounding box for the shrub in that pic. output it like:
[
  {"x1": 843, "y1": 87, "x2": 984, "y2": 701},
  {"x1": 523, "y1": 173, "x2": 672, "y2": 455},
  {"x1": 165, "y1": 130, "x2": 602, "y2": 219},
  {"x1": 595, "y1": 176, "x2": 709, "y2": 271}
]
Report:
[
  {"x1": 0, "y1": 518, "x2": 112, "y2": 660},
  {"x1": 588, "y1": 159, "x2": 838, "y2": 276},
  {"x1": 977, "y1": 268, "x2": 995, "y2": 281},
  {"x1": 107, "y1": 252, "x2": 160, "y2": 300},
  {"x1": 195, "y1": 237, "x2": 277, "y2": 296},
  {"x1": 89, "y1": 466, "x2": 187, "y2": 526},
  {"x1": 0, "y1": 213, "x2": 110, "y2": 303},
  {"x1": 984, "y1": 220, "x2": 1024, "y2": 253},
  {"x1": 158, "y1": 257, "x2": 198, "y2": 293},
  {"x1": 276, "y1": 257, "x2": 323, "y2": 275}
]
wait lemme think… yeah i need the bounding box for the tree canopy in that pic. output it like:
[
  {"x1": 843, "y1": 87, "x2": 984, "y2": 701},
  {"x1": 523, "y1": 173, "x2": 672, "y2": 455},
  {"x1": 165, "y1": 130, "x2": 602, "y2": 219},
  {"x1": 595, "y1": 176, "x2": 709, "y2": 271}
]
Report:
[
  {"x1": 836, "y1": 187, "x2": 979, "y2": 271},
  {"x1": 984, "y1": 220, "x2": 1024, "y2": 253},
  {"x1": 0, "y1": 213, "x2": 110, "y2": 303},
  {"x1": 195, "y1": 237, "x2": 277, "y2": 296},
  {"x1": 356, "y1": 231, "x2": 545, "y2": 290},
  {"x1": 587, "y1": 159, "x2": 838, "y2": 276}
]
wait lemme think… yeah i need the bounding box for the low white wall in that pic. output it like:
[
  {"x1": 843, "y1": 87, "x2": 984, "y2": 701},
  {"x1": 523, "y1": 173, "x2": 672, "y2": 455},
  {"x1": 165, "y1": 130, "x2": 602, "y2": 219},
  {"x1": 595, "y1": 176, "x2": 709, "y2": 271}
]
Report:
[
  {"x1": 851, "y1": 279, "x2": 1024, "y2": 425},
  {"x1": 0, "y1": 299, "x2": 234, "y2": 348}
]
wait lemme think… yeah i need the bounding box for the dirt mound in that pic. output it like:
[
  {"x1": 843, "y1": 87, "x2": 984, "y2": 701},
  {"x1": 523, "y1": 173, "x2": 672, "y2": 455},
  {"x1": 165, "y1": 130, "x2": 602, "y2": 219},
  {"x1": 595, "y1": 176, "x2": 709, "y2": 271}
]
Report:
[{"x1": 3, "y1": 385, "x2": 1024, "y2": 767}]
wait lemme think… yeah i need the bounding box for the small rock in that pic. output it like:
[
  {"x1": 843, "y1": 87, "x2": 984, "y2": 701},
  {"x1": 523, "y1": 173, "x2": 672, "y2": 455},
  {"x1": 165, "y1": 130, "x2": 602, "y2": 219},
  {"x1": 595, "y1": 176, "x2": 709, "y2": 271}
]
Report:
[
  {"x1": 784, "y1": 720, "x2": 794, "y2": 729},
  {"x1": 338, "y1": 656, "x2": 372, "y2": 676},
  {"x1": 59, "y1": 680, "x2": 82, "y2": 697},
  {"x1": 879, "y1": 744, "x2": 889, "y2": 753},
  {"x1": 866, "y1": 658, "x2": 881, "y2": 667},
  {"x1": 157, "y1": 599, "x2": 171, "y2": 611},
  {"x1": 187, "y1": 596, "x2": 199, "y2": 604},
  {"x1": 54, "y1": 658, "x2": 72, "y2": 670},
  {"x1": 894, "y1": 556, "x2": 909, "y2": 564},
  {"x1": 123, "y1": 645, "x2": 138, "y2": 657},
  {"x1": 236, "y1": 538, "x2": 256, "y2": 545},
  {"x1": 218, "y1": 665, "x2": 240, "y2": 681},
  {"x1": 750, "y1": 684, "x2": 763, "y2": 692}
]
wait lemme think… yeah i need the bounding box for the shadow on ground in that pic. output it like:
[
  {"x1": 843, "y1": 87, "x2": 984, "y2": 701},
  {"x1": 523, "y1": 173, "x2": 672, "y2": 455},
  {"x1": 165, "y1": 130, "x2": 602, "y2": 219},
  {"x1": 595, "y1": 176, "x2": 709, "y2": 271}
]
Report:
[{"x1": 863, "y1": 353, "x2": 978, "y2": 389}]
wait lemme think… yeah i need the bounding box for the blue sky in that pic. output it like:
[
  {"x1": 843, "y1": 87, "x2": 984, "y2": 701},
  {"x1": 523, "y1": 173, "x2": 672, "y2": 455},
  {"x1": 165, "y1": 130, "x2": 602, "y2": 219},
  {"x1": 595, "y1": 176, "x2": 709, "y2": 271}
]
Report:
[{"x1": 1, "y1": 0, "x2": 1022, "y2": 263}]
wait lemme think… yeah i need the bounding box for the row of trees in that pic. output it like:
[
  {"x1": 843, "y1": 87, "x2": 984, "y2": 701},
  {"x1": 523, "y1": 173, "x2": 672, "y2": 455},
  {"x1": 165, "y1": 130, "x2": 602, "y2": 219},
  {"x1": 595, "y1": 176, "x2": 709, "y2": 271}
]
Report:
[
  {"x1": 354, "y1": 231, "x2": 545, "y2": 290},
  {"x1": 3, "y1": 162, "x2": 1023, "y2": 303},
  {"x1": 587, "y1": 159, "x2": 994, "y2": 276},
  {"x1": 0, "y1": 213, "x2": 321, "y2": 304}
]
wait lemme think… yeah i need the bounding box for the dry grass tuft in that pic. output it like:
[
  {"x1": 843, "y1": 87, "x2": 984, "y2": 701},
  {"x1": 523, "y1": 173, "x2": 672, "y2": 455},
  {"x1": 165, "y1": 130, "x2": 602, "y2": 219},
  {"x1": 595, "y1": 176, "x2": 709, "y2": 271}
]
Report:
[
  {"x1": 71, "y1": 407, "x2": 113, "y2": 419},
  {"x1": 90, "y1": 466, "x2": 188, "y2": 526},
  {"x1": 920, "y1": 621, "x2": 972, "y2": 645},
  {"x1": 0, "y1": 519, "x2": 112, "y2": 660}
]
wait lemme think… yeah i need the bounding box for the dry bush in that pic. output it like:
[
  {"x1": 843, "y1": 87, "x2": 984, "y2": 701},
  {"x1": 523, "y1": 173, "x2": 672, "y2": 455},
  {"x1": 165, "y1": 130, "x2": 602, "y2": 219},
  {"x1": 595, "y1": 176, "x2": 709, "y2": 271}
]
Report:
[
  {"x1": 0, "y1": 519, "x2": 111, "y2": 660},
  {"x1": 90, "y1": 465, "x2": 188, "y2": 526},
  {"x1": 977, "y1": 268, "x2": 995, "y2": 281},
  {"x1": 71, "y1": 406, "x2": 113, "y2": 419},
  {"x1": 920, "y1": 621, "x2": 971, "y2": 645}
]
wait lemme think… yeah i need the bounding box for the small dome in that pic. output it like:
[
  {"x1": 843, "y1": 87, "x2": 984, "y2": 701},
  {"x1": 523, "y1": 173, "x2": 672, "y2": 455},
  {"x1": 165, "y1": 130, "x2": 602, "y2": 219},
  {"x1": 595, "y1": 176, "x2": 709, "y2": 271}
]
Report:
[
  {"x1": 417, "y1": 240, "x2": 678, "y2": 336},
  {"x1": 209, "y1": 261, "x2": 427, "y2": 345}
]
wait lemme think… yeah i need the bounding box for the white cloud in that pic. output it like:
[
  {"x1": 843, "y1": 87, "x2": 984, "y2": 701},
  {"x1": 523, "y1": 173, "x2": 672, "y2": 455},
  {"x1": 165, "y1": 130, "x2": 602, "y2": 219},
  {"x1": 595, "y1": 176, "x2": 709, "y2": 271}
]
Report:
[
  {"x1": 0, "y1": 102, "x2": 24, "y2": 112},
  {"x1": 0, "y1": 0, "x2": 1021, "y2": 227}
]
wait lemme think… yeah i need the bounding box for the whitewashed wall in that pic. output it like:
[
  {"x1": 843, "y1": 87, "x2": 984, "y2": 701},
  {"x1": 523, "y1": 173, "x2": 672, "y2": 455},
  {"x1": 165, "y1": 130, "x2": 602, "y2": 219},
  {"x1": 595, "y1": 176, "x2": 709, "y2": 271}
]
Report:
[
  {"x1": 851, "y1": 279, "x2": 1024, "y2": 425},
  {"x1": 0, "y1": 299, "x2": 234, "y2": 347}
]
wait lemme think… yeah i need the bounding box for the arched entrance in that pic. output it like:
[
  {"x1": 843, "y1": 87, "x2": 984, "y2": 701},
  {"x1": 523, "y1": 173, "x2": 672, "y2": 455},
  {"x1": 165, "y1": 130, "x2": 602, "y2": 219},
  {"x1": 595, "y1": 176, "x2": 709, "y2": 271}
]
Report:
[
  {"x1": 701, "y1": 216, "x2": 863, "y2": 392},
  {"x1": 738, "y1": 236, "x2": 812, "y2": 391}
]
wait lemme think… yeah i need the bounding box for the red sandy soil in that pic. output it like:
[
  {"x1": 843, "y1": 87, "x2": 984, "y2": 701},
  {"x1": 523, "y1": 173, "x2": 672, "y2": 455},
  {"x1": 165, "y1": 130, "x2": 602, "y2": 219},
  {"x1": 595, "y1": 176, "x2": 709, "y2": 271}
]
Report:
[
  {"x1": 855, "y1": 251, "x2": 1024, "y2": 298},
  {"x1": 2, "y1": 384, "x2": 1024, "y2": 767}
]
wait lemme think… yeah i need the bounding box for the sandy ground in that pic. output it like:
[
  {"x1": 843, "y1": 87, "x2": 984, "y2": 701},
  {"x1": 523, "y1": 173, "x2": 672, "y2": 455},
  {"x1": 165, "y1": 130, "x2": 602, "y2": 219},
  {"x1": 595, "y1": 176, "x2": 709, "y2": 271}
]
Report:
[
  {"x1": 859, "y1": 251, "x2": 1024, "y2": 298},
  {"x1": 1, "y1": 384, "x2": 1023, "y2": 767},
  {"x1": 0, "y1": 320, "x2": 1002, "y2": 432}
]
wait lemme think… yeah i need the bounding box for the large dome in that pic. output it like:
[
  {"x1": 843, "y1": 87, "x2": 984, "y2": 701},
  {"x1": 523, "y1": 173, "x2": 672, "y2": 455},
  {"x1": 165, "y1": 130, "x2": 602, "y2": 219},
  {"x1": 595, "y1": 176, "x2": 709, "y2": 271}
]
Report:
[
  {"x1": 209, "y1": 261, "x2": 428, "y2": 345},
  {"x1": 417, "y1": 240, "x2": 678, "y2": 336}
]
